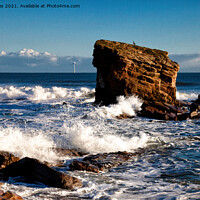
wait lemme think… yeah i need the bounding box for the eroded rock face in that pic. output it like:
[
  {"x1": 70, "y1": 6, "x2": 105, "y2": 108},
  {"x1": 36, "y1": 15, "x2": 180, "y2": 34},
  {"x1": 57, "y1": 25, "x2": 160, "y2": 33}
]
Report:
[{"x1": 93, "y1": 40, "x2": 180, "y2": 105}]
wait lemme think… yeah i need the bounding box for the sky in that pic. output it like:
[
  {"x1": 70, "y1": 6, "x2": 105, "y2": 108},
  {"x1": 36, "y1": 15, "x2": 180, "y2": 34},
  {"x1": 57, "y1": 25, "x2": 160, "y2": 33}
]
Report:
[{"x1": 0, "y1": 0, "x2": 200, "y2": 72}]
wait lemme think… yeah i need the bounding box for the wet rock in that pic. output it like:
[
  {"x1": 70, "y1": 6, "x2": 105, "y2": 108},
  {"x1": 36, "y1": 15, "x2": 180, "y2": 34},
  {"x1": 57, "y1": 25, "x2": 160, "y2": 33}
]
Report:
[
  {"x1": 164, "y1": 102, "x2": 185, "y2": 113},
  {"x1": 193, "y1": 94, "x2": 200, "y2": 104},
  {"x1": 0, "y1": 157, "x2": 82, "y2": 190},
  {"x1": 189, "y1": 111, "x2": 200, "y2": 119},
  {"x1": 188, "y1": 101, "x2": 200, "y2": 119},
  {"x1": 54, "y1": 148, "x2": 86, "y2": 157},
  {"x1": 138, "y1": 101, "x2": 181, "y2": 120},
  {"x1": 176, "y1": 100, "x2": 191, "y2": 107},
  {"x1": 70, "y1": 150, "x2": 144, "y2": 173},
  {"x1": 177, "y1": 112, "x2": 190, "y2": 121},
  {"x1": 69, "y1": 160, "x2": 99, "y2": 173},
  {"x1": 0, "y1": 151, "x2": 20, "y2": 169},
  {"x1": 93, "y1": 40, "x2": 179, "y2": 106},
  {"x1": 137, "y1": 99, "x2": 199, "y2": 121},
  {"x1": 138, "y1": 105, "x2": 168, "y2": 120},
  {"x1": 116, "y1": 113, "x2": 134, "y2": 119},
  {"x1": 190, "y1": 103, "x2": 200, "y2": 112},
  {"x1": 83, "y1": 151, "x2": 144, "y2": 171},
  {"x1": 0, "y1": 190, "x2": 23, "y2": 200}
]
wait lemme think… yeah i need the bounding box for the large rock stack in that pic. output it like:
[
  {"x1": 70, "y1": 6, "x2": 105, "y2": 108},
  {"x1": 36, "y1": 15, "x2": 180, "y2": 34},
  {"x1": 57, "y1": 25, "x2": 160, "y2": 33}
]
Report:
[{"x1": 93, "y1": 40, "x2": 180, "y2": 106}]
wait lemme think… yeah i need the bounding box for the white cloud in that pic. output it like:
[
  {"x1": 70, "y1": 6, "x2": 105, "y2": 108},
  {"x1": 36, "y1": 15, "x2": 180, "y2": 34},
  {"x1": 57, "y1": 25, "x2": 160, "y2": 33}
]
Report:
[
  {"x1": 1, "y1": 49, "x2": 199, "y2": 73},
  {"x1": 0, "y1": 49, "x2": 94, "y2": 72},
  {"x1": 0, "y1": 51, "x2": 6, "y2": 56},
  {"x1": 170, "y1": 53, "x2": 200, "y2": 72},
  {"x1": 44, "y1": 51, "x2": 51, "y2": 56},
  {"x1": 50, "y1": 56, "x2": 58, "y2": 62}
]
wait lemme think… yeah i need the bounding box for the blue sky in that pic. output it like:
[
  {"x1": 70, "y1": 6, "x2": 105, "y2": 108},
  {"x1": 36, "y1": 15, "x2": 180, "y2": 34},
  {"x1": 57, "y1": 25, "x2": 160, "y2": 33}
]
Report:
[{"x1": 0, "y1": 0, "x2": 200, "y2": 72}]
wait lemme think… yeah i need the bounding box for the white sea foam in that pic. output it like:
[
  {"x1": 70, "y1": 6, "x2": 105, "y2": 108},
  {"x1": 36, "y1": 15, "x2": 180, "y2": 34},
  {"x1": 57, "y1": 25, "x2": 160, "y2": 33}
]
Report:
[
  {"x1": 0, "y1": 86, "x2": 27, "y2": 100},
  {"x1": 60, "y1": 95, "x2": 146, "y2": 153},
  {"x1": 63, "y1": 123, "x2": 148, "y2": 153},
  {"x1": 89, "y1": 95, "x2": 143, "y2": 119},
  {"x1": 0, "y1": 85, "x2": 95, "y2": 102},
  {"x1": 176, "y1": 91, "x2": 198, "y2": 100},
  {"x1": 0, "y1": 127, "x2": 60, "y2": 163}
]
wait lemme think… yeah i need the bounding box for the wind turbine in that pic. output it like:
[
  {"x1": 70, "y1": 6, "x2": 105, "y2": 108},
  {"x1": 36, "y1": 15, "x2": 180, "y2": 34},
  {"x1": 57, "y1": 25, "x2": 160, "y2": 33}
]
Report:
[{"x1": 73, "y1": 62, "x2": 76, "y2": 73}]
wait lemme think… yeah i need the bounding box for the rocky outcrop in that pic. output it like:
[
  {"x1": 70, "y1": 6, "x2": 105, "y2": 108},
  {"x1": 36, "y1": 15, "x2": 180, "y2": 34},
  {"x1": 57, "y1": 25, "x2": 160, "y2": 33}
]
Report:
[
  {"x1": 69, "y1": 150, "x2": 144, "y2": 173},
  {"x1": 138, "y1": 97, "x2": 200, "y2": 121},
  {"x1": 0, "y1": 157, "x2": 82, "y2": 190},
  {"x1": 0, "y1": 151, "x2": 19, "y2": 169},
  {"x1": 53, "y1": 148, "x2": 86, "y2": 157},
  {"x1": 70, "y1": 160, "x2": 100, "y2": 173},
  {"x1": 93, "y1": 40, "x2": 179, "y2": 106}
]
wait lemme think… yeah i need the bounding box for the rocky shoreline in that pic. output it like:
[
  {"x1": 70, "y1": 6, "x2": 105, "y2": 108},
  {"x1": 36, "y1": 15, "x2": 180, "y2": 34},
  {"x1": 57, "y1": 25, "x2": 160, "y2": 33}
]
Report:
[
  {"x1": 0, "y1": 148, "x2": 145, "y2": 199},
  {"x1": 1, "y1": 40, "x2": 199, "y2": 199},
  {"x1": 137, "y1": 96, "x2": 200, "y2": 121}
]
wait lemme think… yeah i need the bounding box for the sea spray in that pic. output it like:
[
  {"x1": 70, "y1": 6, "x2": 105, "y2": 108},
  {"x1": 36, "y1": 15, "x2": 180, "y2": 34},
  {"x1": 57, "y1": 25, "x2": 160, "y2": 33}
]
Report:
[
  {"x1": 0, "y1": 85, "x2": 95, "y2": 102},
  {"x1": 0, "y1": 127, "x2": 60, "y2": 163},
  {"x1": 176, "y1": 91, "x2": 198, "y2": 100},
  {"x1": 0, "y1": 73, "x2": 199, "y2": 199},
  {"x1": 63, "y1": 122, "x2": 149, "y2": 153},
  {"x1": 88, "y1": 95, "x2": 143, "y2": 119},
  {"x1": 61, "y1": 95, "x2": 147, "y2": 153},
  {"x1": 0, "y1": 86, "x2": 27, "y2": 100}
]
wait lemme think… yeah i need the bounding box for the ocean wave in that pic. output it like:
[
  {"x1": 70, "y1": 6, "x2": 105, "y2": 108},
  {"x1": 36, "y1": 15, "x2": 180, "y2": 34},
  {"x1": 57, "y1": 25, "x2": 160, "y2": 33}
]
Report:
[
  {"x1": 0, "y1": 127, "x2": 60, "y2": 163},
  {"x1": 63, "y1": 122, "x2": 148, "y2": 153},
  {"x1": 176, "y1": 91, "x2": 198, "y2": 101},
  {"x1": 0, "y1": 85, "x2": 95, "y2": 101},
  {"x1": 88, "y1": 95, "x2": 143, "y2": 119}
]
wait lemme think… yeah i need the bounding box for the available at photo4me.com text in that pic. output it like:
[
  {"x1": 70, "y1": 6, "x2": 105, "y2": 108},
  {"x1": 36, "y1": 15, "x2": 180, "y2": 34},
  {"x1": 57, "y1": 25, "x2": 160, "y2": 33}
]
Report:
[{"x1": 0, "y1": 2, "x2": 81, "y2": 9}]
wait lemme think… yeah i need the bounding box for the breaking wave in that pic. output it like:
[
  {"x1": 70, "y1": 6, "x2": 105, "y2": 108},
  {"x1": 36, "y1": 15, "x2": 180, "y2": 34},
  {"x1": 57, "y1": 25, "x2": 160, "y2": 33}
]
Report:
[
  {"x1": 61, "y1": 95, "x2": 146, "y2": 153},
  {"x1": 63, "y1": 123, "x2": 149, "y2": 153},
  {"x1": 88, "y1": 95, "x2": 143, "y2": 119},
  {"x1": 0, "y1": 85, "x2": 95, "y2": 101},
  {"x1": 0, "y1": 127, "x2": 61, "y2": 163},
  {"x1": 176, "y1": 91, "x2": 198, "y2": 101}
]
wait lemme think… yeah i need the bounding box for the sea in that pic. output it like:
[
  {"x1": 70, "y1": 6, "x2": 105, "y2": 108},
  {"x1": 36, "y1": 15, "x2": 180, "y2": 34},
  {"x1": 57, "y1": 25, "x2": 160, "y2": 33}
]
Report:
[{"x1": 0, "y1": 73, "x2": 199, "y2": 200}]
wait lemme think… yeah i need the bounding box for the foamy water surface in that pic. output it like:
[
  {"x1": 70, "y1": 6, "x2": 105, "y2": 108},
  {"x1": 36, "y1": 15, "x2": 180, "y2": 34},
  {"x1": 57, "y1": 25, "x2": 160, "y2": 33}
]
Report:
[{"x1": 0, "y1": 73, "x2": 199, "y2": 200}]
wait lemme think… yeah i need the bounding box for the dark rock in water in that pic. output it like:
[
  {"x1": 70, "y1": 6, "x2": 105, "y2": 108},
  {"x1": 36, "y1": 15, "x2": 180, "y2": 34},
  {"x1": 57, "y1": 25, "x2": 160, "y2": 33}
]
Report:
[
  {"x1": 193, "y1": 94, "x2": 200, "y2": 104},
  {"x1": 116, "y1": 113, "x2": 134, "y2": 119},
  {"x1": 0, "y1": 151, "x2": 20, "y2": 169},
  {"x1": 188, "y1": 101, "x2": 200, "y2": 119},
  {"x1": 176, "y1": 112, "x2": 190, "y2": 121},
  {"x1": 137, "y1": 100, "x2": 196, "y2": 121},
  {"x1": 53, "y1": 148, "x2": 86, "y2": 157},
  {"x1": 0, "y1": 157, "x2": 82, "y2": 190},
  {"x1": 176, "y1": 100, "x2": 191, "y2": 107},
  {"x1": 189, "y1": 111, "x2": 200, "y2": 119},
  {"x1": 138, "y1": 101, "x2": 182, "y2": 121},
  {"x1": 0, "y1": 190, "x2": 23, "y2": 200},
  {"x1": 93, "y1": 40, "x2": 179, "y2": 106},
  {"x1": 70, "y1": 150, "x2": 144, "y2": 173},
  {"x1": 69, "y1": 160, "x2": 99, "y2": 173},
  {"x1": 190, "y1": 103, "x2": 200, "y2": 112}
]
